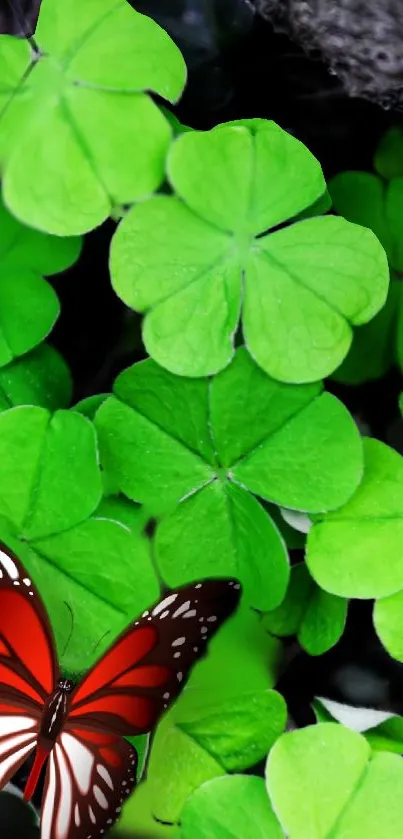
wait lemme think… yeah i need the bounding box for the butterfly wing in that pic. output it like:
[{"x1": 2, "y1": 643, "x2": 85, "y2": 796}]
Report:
[
  {"x1": 41, "y1": 725, "x2": 137, "y2": 839},
  {"x1": 0, "y1": 542, "x2": 58, "y2": 793},
  {"x1": 67, "y1": 578, "x2": 242, "y2": 736}
]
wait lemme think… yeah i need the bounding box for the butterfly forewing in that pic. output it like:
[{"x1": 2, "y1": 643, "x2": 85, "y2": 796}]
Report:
[{"x1": 67, "y1": 579, "x2": 242, "y2": 737}]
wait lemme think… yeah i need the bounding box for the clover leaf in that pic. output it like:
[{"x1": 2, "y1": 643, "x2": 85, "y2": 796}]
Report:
[
  {"x1": 374, "y1": 589, "x2": 403, "y2": 661},
  {"x1": 374, "y1": 127, "x2": 403, "y2": 180},
  {"x1": 111, "y1": 118, "x2": 388, "y2": 383},
  {"x1": 0, "y1": 197, "x2": 80, "y2": 365},
  {"x1": 0, "y1": 343, "x2": 72, "y2": 412},
  {"x1": 329, "y1": 171, "x2": 402, "y2": 382},
  {"x1": 95, "y1": 347, "x2": 363, "y2": 610},
  {"x1": 263, "y1": 562, "x2": 347, "y2": 655},
  {"x1": 307, "y1": 438, "x2": 403, "y2": 599},
  {"x1": 0, "y1": 0, "x2": 186, "y2": 235},
  {"x1": 145, "y1": 607, "x2": 285, "y2": 823},
  {"x1": 179, "y1": 776, "x2": 283, "y2": 839},
  {"x1": 0, "y1": 405, "x2": 159, "y2": 672},
  {"x1": 266, "y1": 723, "x2": 403, "y2": 839}
]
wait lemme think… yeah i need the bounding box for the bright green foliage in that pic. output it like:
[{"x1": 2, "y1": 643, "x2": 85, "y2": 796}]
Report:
[
  {"x1": 263, "y1": 562, "x2": 347, "y2": 655},
  {"x1": 266, "y1": 723, "x2": 403, "y2": 839},
  {"x1": 0, "y1": 405, "x2": 159, "y2": 672},
  {"x1": 0, "y1": 0, "x2": 186, "y2": 235},
  {"x1": 374, "y1": 589, "x2": 403, "y2": 661},
  {"x1": 307, "y1": 438, "x2": 403, "y2": 599},
  {"x1": 95, "y1": 347, "x2": 363, "y2": 610},
  {"x1": 111, "y1": 119, "x2": 388, "y2": 383},
  {"x1": 0, "y1": 198, "x2": 80, "y2": 365},
  {"x1": 179, "y1": 775, "x2": 283, "y2": 839},
  {"x1": 0, "y1": 343, "x2": 71, "y2": 411},
  {"x1": 144, "y1": 607, "x2": 284, "y2": 823},
  {"x1": 329, "y1": 169, "x2": 403, "y2": 382},
  {"x1": 374, "y1": 127, "x2": 403, "y2": 180}
]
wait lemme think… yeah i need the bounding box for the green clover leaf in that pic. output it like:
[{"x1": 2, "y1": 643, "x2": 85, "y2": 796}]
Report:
[
  {"x1": 374, "y1": 127, "x2": 403, "y2": 180},
  {"x1": 95, "y1": 347, "x2": 363, "y2": 610},
  {"x1": 0, "y1": 405, "x2": 158, "y2": 672},
  {"x1": 0, "y1": 0, "x2": 186, "y2": 235},
  {"x1": 179, "y1": 776, "x2": 283, "y2": 839},
  {"x1": 111, "y1": 119, "x2": 388, "y2": 382},
  {"x1": 307, "y1": 438, "x2": 403, "y2": 599},
  {"x1": 145, "y1": 607, "x2": 285, "y2": 823},
  {"x1": 263, "y1": 562, "x2": 347, "y2": 655},
  {"x1": 0, "y1": 343, "x2": 72, "y2": 412},
  {"x1": 0, "y1": 197, "x2": 80, "y2": 365},
  {"x1": 266, "y1": 723, "x2": 403, "y2": 839}
]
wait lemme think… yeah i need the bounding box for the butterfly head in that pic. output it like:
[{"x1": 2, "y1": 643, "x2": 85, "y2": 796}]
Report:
[{"x1": 58, "y1": 678, "x2": 75, "y2": 693}]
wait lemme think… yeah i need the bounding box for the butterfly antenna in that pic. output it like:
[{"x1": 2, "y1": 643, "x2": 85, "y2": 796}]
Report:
[
  {"x1": 92, "y1": 629, "x2": 111, "y2": 655},
  {"x1": 5, "y1": 0, "x2": 41, "y2": 53},
  {"x1": 61, "y1": 601, "x2": 75, "y2": 658}
]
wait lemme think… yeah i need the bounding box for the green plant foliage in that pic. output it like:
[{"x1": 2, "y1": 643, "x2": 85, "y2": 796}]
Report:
[
  {"x1": 144, "y1": 607, "x2": 284, "y2": 823},
  {"x1": 179, "y1": 775, "x2": 283, "y2": 839},
  {"x1": 373, "y1": 127, "x2": 403, "y2": 179},
  {"x1": 266, "y1": 723, "x2": 403, "y2": 838},
  {"x1": 0, "y1": 405, "x2": 158, "y2": 672},
  {"x1": 110, "y1": 118, "x2": 388, "y2": 383},
  {"x1": 95, "y1": 347, "x2": 363, "y2": 610},
  {"x1": 263, "y1": 562, "x2": 347, "y2": 655},
  {"x1": 374, "y1": 588, "x2": 403, "y2": 661},
  {"x1": 307, "y1": 438, "x2": 403, "y2": 599},
  {"x1": 0, "y1": 343, "x2": 72, "y2": 411},
  {"x1": 329, "y1": 168, "x2": 403, "y2": 382},
  {"x1": 0, "y1": 0, "x2": 186, "y2": 235},
  {"x1": 0, "y1": 197, "x2": 80, "y2": 365}
]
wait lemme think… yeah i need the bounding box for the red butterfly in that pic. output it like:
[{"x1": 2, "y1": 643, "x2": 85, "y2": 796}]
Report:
[{"x1": 0, "y1": 542, "x2": 241, "y2": 839}]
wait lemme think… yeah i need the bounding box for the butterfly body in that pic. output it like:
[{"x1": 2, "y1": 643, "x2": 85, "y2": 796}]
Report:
[{"x1": 0, "y1": 543, "x2": 241, "y2": 838}]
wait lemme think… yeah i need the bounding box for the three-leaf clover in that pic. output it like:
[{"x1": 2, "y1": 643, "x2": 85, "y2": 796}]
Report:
[
  {"x1": 95, "y1": 347, "x2": 363, "y2": 611},
  {"x1": 0, "y1": 197, "x2": 80, "y2": 366},
  {"x1": 0, "y1": 405, "x2": 158, "y2": 672},
  {"x1": 0, "y1": 0, "x2": 186, "y2": 235},
  {"x1": 266, "y1": 723, "x2": 403, "y2": 838},
  {"x1": 111, "y1": 118, "x2": 389, "y2": 383}
]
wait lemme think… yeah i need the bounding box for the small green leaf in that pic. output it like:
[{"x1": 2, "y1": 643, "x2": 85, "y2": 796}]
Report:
[
  {"x1": 0, "y1": 343, "x2": 72, "y2": 411},
  {"x1": 374, "y1": 127, "x2": 403, "y2": 180},
  {"x1": 0, "y1": 2, "x2": 186, "y2": 234},
  {"x1": 307, "y1": 438, "x2": 403, "y2": 598},
  {"x1": 180, "y1": 775, "x2": 283, "y2": 839},
  {"x1": 266, "y1": 723, "x2": 403, "y2": 839},
  {"x1": 374, "y1": 589, "x2": 403, "y2": 661},
  {"x1": 111, "y1": 120, "x2": 388, "y2": 382},
  {"x1": 263, "y1": 563, "x2": 347, "y2": 655}
]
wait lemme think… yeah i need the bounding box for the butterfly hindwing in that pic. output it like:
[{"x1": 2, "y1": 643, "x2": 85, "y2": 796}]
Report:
[
  {"x1": 67, "y1": 579, "x2": 242, "y2": 736},
  {"x1": 41, "y1": 725, "x2": 137, "y2": 839}
]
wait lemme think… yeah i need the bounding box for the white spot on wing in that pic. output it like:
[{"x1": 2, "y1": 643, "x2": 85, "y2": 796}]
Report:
[
  {"x1": 183, "y1": 609, "x2": 196, "y2": 619},
  {"x1": 172, "y1": 637, "x2": 186, "y2": 647},
  {"x1": 61, "y1": 732, "x2": 94, "y2": 794},
  {"x1": 172, "y1": 600, "x2": 191, "y2": 618},
  {"x1": 152, "y1": 593, "x2": 178, "y2": 616},
  {"x1": 55, "y1": 744, "x2": 72, "y2": 839},
  {"x1": 0, "y1": 550, "x2": 19, "y2": 580},
  {"x1": 94, "y1": 784, "x2": 109, "y2": 809},
  {"x1": 97, "y1": 764, "x2": 113, "y2": 790}
]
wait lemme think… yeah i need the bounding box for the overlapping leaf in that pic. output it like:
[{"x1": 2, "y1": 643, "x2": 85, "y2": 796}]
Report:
[
  {"x1": 111, "y1": 118, "x2": 388, "y2": 382},
  {"x1": 179, "y1": 776, "x2": 283, "y2": 839},
  {"x1": 329, "y1": 170, "x2": 402, "y2": 382},
  {"x1": 95, "y1": 347, "x2": 363, "y2": 610},
  {"x1": 266, "y1": 723, "x2": 403, "y2": 839},
  {"x1": 0, "y1": 343, "x2": 71, "y2": 411},
  {"x1": 0, "y1": 0, "x2": 186, "y2": 235},
  {"x1": 307, "y1": 438, "x2": 403, "y2": 599},
  {"x1": 0, "y1": 198, "x2": 80, "y2": 365},
  {"x1": 0, "y1": 405, "x2": 159, "y2": 672},
  {"x1": 263, "y1": 562, "x2": 347, "y2": 655}
]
